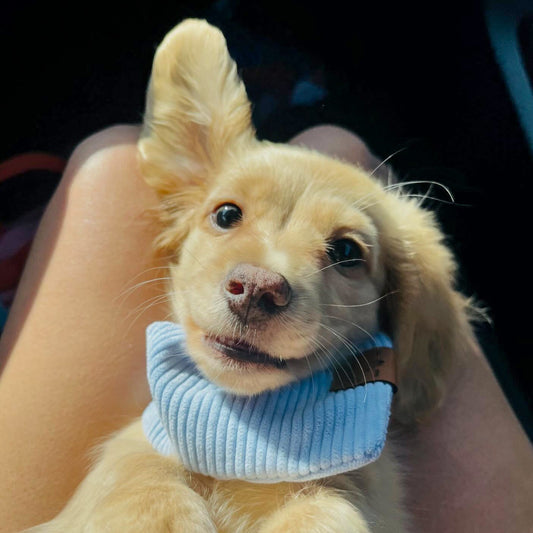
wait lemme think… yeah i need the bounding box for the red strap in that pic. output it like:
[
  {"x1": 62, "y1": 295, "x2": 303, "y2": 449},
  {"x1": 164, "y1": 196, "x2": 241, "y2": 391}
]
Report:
[{"x1": 0, "y1": 152, "x2": 66, "y2": 183}]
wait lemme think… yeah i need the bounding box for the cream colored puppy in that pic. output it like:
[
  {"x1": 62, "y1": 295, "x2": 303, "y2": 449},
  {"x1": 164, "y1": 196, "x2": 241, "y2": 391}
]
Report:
[{"x1": 27, "y1": 19, "x2": 475, "y2": 533}]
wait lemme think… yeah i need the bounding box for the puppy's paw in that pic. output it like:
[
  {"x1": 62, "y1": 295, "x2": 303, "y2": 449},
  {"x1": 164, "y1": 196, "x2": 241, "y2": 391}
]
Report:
[
  {"x1": 259, "y1": 493, "x2": 371, "y2": 533},
  {"x1": 86, "y1": 485, "x2": 217, "y2": 533}
]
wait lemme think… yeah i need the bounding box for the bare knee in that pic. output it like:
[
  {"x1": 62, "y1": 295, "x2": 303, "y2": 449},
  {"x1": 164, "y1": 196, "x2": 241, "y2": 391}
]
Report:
[
  {"x1": 289, "y1": 124, "x2": 386, "y2": 178},
  {"x1": 70, "y1": 124, "x2": 141, "y2": 162},
  {"x1": 48, "y1": 123, "x2": 158, "y2": 246},
  {"x1": 62, "y1": 124, "x2": 142, "y2": 192}
]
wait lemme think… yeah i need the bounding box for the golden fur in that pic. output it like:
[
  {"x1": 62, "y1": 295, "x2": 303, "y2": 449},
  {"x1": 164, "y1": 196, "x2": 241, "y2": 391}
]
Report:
[{"x1": 27, "y1": 19, "x2": 475, "y2": 532}]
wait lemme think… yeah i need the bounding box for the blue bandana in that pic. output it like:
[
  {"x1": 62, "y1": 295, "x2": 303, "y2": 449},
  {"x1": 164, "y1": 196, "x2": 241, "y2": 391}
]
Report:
[{"x1": 142, "y1": 321, "x2": 395, "y2": 483}]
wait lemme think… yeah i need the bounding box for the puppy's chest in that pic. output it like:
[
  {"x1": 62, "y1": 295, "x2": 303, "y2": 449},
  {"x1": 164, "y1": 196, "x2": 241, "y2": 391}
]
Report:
[{"x1": 185, "y1": 461, "x2": 381, "y2": 532}]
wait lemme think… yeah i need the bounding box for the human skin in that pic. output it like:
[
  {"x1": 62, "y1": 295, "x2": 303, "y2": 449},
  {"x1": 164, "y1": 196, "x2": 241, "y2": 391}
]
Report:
[
  {"x1": 0, "y1": 125, "x2": 167, "y2": 531},
  {"x1": 0, "y1": 124, "x2": 531, "y2": 532}
]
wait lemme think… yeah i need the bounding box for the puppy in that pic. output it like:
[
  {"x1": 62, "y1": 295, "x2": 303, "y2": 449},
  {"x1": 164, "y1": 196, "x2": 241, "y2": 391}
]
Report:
[{"x1": 27, "y1": 19, "x2": 475, "y2": 533}]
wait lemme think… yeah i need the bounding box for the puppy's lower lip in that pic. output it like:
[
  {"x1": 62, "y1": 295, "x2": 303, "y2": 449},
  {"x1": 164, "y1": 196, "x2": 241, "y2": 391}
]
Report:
[{"x1": 205, "y1": 336, "x2": 287, "y2": 369}]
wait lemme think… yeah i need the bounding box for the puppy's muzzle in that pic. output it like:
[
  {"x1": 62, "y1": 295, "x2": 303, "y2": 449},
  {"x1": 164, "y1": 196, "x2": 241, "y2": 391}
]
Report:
[{"x1": 224, "y1": 264, "x2": 292, "y2": 324}]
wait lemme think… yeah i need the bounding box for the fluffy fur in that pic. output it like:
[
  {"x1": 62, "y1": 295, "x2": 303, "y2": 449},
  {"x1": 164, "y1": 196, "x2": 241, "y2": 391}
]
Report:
[{"x1": 27, "y1": 19, "x2": 476, "y2": 532}]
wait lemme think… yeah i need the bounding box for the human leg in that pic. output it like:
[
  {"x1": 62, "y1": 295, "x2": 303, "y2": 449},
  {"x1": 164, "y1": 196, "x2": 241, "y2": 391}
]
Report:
[
  {"x1": 0, "y1": 125, "x2": 169, "y2": 531},
  {"x1": 289, "y1": 124, "x2": 389, "y2": 180}
]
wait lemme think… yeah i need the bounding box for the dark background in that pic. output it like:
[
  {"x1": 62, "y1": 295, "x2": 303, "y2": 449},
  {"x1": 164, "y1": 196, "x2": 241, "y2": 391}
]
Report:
[{"x1": 1, "y1": 0, "x2": 531, "y2": 437}]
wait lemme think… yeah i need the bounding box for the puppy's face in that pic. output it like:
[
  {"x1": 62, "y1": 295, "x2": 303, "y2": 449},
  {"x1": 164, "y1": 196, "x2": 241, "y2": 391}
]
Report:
[
  {"x1": 171, "y1": 146, "x2": 386, "y2": 394},
  {"x1": 140, "y1": 19, "x2": 473, "y2": 421}
]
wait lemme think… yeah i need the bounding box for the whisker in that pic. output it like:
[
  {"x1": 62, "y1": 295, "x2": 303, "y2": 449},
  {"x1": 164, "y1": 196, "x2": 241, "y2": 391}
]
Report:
[
  {"x1": 315, "y1": 330, "x2": 361, "y2": 389},
  {"x1": 115, "y1": 276, "x2": 173, "y2": 302},
  {"x1": 368, "y1": 147, "x2": 408, "y2": 178},
  {"x1": 407, "y1": 193, "x2": 470, "y2": 208},
  {"x1": 180, "y1": 245, "x2": 205, "y2": 268},
  {"x1": 382, "y1": 179, "x2": 455, "y2": 203},
  {"x1": 352, "y1": 178, "x2": 456, "y2": 215},
  {"x1": 320, "y1": 291, "x2": 398, "y2": 308},
  {"x1": 271, "y1": 314, "x2": 320, "y2": 388},
  {"x1": 303, "y1": 258, "x2": 367, "y2": 278},
  {"x1": 321, "y1": 315, "x2": 377, "y2": 379},
  {"x1": 321, "y1": 314, "x2": 377, "y2": 345},
  {"x1": 123, "y1": 293, "x2": 173, "y2": 337},
  {"x1": 318, "y1": 323, "x2": 369, "y2": 394},
  {"x1": 361, "y1": 192, "x2": 468, "y2": 212}
]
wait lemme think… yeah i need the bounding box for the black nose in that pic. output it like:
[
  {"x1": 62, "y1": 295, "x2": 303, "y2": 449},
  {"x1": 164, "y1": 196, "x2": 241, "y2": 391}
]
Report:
[{"x1": 224, "y1": 264, "x2": 292, "y2": 323}]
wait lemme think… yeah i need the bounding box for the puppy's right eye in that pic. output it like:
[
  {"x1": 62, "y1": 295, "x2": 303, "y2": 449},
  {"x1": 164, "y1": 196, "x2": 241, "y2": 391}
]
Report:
[
  {"x1": 211, "y1": 203, "x2": 243, "y2": 230},
  {"x1": 327, "y1": 238, "x2": 365, "y2": 268}
]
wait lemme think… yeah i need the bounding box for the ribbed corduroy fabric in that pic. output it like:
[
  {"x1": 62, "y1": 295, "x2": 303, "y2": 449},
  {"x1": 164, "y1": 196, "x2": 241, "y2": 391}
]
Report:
[{"x1": 142, "y1": 321, "x2": 394, "y2": 483}]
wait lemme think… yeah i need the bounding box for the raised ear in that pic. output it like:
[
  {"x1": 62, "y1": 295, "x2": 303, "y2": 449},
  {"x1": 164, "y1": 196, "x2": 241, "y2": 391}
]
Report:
[
  {"x1": 138, "y1": 19, "x2": 256, "y2": 195},
  {"x1": 378, "y1": 197, "x2": 475, "y2": 425}
]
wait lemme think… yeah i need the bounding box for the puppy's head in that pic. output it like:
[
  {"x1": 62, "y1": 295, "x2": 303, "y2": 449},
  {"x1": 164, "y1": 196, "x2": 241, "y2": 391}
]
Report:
[{"x1": 139, "y1": 20, "x2": 474, "y2": 425}]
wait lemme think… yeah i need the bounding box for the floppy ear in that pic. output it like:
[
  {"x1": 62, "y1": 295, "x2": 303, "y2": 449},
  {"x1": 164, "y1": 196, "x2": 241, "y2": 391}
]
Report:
[
  {"x1": 138, "y1": 19, "x2": 255, "y2": 195},
  {"x1": 378, "y1": 197, "x2": 475, "y2": 425}
]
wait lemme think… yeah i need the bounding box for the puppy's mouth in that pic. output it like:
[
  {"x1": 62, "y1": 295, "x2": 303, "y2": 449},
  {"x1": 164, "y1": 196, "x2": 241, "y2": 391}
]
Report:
[{"x1": 204, "y1": 335, "x2": 287, "y2": 370}]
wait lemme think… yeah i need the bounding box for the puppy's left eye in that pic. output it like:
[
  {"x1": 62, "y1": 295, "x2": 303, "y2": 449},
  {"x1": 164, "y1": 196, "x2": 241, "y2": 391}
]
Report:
[
  {"x1": 327, "y1": 239, "x2": 365, "y2": 268},
  {"x1": 211, "y1": 203, "x2": 243, "y2": 230}
]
